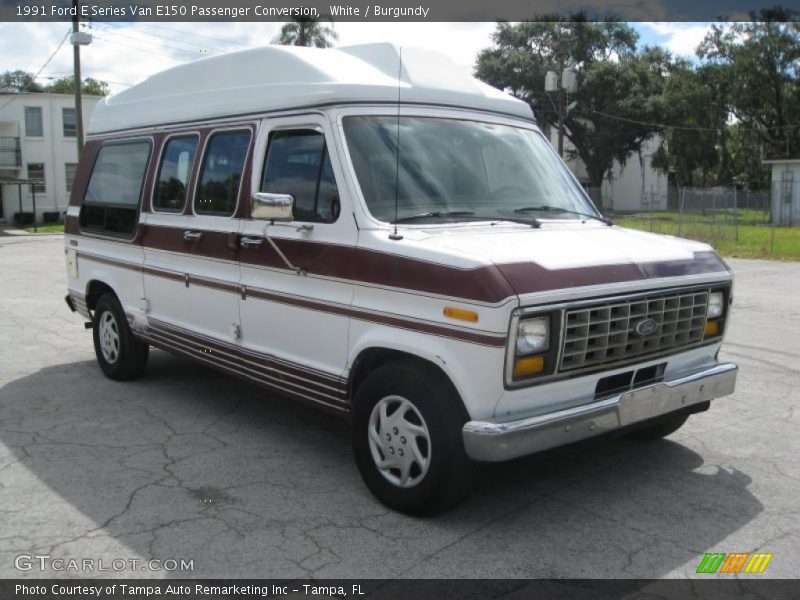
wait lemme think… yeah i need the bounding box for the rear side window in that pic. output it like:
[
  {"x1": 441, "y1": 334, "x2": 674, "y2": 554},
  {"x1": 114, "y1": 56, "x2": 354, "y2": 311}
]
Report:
[
  {"x1": 80, "y1": 141, "x2": 151, "y2": 235},
  {"x1": 195, "y1": 130, "x2": 251, "y2": 216},
  {"x1": 153, "y1": 135, "x2": 198, "y2": 213},
  {"x1": 261, "y1": 129, "x2": 340, "y2": 223}
]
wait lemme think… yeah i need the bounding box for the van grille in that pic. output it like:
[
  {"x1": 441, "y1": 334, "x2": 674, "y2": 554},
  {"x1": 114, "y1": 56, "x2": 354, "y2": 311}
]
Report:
[{"x1": 559, "y1": 290, "x2": 709, "y2": 371}]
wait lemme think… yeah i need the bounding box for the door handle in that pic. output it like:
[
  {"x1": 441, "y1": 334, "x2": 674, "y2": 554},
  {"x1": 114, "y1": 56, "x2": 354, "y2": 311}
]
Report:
[
  {"x1": 240, "y1": 236, "x2": 264, "y2": 249},
  {"x1": 183, "y1": 230, "x2": 203, "y2": 242}
]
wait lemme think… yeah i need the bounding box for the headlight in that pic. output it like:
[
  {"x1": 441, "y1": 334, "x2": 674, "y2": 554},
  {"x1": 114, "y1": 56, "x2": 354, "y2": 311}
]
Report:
[
  {"x1": 707, "y1": 291, "x2": 724, "y2": 319},
  {"x1": 516, "y1": 317, "x2": 549, "y2": 355}
]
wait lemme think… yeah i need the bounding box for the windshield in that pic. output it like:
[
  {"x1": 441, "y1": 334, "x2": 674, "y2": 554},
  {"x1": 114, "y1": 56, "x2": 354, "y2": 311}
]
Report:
[{"x1": 342, "y1": 115, "x2": 597, "y2": 224}]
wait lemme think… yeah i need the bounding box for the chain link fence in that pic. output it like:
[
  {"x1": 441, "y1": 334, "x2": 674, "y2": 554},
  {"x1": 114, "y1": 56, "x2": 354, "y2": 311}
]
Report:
[{"x1": 607, "y1": 181, "x2": 800, "y2": 260}]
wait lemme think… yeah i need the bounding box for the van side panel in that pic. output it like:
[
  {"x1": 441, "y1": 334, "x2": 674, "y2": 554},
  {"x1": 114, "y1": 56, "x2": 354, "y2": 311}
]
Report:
[{"x1": 65, "y1": 137, "x2": 154, "y2": 326}]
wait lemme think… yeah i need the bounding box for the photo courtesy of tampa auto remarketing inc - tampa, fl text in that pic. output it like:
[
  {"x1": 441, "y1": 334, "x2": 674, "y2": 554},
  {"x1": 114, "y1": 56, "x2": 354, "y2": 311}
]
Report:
[{"x1": 0, "y1": 0, "x2": 798, "y2": 598}]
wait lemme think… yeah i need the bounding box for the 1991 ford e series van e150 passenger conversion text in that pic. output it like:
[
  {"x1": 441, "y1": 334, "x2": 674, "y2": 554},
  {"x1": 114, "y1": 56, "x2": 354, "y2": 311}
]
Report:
[{"x1": 64, "y1": 44, "x2": 737, "y2": 514}]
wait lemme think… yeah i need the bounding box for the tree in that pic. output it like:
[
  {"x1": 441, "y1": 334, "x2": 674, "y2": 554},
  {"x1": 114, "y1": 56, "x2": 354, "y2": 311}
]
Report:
[
  {"x1": 273, "y1": 17, "x2": 338, "y2": 48},
  {"x1": 698, "y1": 8, "x2": 800, "y2": 160},
  {"x1": 475, "y1": 17, "x2": 667, "y2": 211},
  {"x1": 650, "y1": 62, "x2": 729, "y2": 188},
  {"x1": 45, "y1": 76, "x2": 109, "y2": 96},
  {"x1": 0, "y1": 70, "x2": 43, "y2": 92}
]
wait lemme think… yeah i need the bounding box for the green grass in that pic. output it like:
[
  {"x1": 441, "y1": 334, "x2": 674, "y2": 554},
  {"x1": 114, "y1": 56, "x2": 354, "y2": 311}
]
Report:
[
  {"x1": 614, "y1": 212, "x2": 800, "y2": 261},
  {"x1": 24, "y1": 223, "x2": 65, "y2": 233}
]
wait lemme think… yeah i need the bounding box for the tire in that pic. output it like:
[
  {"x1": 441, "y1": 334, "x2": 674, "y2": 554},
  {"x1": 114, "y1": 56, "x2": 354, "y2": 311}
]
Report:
[
  {"x1": 351, "y1": 360, "x2": 473, "y2": 515},
  {"x1": 92, "y1": 292, "x2": 149, "y2": 381},
  {"x1": 626, "y1": 414, "x2": 689, "y2": 441}
]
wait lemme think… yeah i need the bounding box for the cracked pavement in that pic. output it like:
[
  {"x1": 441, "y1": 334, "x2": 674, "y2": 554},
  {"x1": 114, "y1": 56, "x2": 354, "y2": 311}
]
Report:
[{"x1": 0, "y1": 235, "x2": 798, "y2": 578}]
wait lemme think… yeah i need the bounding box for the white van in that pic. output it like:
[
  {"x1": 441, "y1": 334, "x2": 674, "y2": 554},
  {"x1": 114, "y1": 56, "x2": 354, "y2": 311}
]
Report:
[{"x1": 64, "y1": 44, "x2": 737, "y2": 513}]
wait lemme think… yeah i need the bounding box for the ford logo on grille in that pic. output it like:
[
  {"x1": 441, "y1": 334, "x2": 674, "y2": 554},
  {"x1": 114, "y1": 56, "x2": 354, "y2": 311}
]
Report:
[{"x1": 633, "y1": 317, "x2": 658, "y2": 337}]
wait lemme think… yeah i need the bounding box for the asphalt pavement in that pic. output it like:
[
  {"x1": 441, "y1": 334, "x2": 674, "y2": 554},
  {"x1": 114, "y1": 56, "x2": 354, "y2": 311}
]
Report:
[{"x1": 0, "y1": 234, "x2": 797, "y2": 579}]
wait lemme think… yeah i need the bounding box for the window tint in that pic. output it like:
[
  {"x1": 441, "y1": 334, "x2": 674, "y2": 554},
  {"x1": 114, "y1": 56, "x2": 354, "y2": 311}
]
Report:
[
  {"x1": 81, "y1": 141, "x2": 151, "y2": 235},
  {"x1": 65, "y1": 162, "x2": 77, "y2": 192},
  {"x1": 27, "y1": 163, "x2": 45, "y2": 193},
  {"x1": 154, "y1": 135, "x2": 198, "y2": 213},
  {"x1": 62, "y1": 108, "x2": 76, "y2": 137},
  {"x1": 261, "y1": 130, "x2": 339, "y2": 223},
  {"x1": 195, "y1": 130, "x2": 250, "y2": 216},
  {"x1": 24, "y1": 107, "x2": 43, "y2": 137}
]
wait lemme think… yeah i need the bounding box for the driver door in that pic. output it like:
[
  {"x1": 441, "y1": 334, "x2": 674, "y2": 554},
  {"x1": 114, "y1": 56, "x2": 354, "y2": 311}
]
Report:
[{"x1": 237, "y1": 116, "x2": 357, "y2": 411}]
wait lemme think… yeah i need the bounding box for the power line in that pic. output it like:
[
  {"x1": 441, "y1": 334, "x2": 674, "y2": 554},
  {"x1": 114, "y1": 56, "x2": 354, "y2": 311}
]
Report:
[
  {"x1": 94, "y1": 25, "x2": 209, "y2": 58},
  {"x1": 0, "y1": 28, "x2": 71, "y2": 111},
  {"x1": 591, "y1": 108, "x2": 799, "y2": 132},
  {"x1": 90, "y1": 34, "x2": 190, "y2": 62},
  {"x1": 135, "y1": 22, "x2": 253, "y2": 49}
]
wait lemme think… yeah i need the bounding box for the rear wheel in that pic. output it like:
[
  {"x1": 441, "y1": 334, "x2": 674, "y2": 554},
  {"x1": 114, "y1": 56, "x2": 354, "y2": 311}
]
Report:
[
  {"x1": 352, "y1": 361, "x2": 472, "y2": 515},
  {"x1": 92, "y1": 293, "x2": 149, "y2": 381},
  {"x1": 626, "y1": 414, "x2": 689, "y2": 441}
]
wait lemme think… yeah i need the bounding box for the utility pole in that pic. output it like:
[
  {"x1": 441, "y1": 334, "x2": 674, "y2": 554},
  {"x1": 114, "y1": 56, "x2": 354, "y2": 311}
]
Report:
[
  {"x1": 72, "y1": 0, "x2": 84, "y2": 155},
  {"x1": 545, "y1": 35, "x2": 576, "y2": 159},
  {"x1": 557, "y1": 48, "x2": 565, "y2": 157}
]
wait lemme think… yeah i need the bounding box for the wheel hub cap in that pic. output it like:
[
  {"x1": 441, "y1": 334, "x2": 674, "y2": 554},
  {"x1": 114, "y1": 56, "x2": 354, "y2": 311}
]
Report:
[
  {"x1": 98, "y1": 311, "x2": 120, "y2": 364},
  {"x1": 367, "y1": 396, "x2": 431, "y2": 488}
]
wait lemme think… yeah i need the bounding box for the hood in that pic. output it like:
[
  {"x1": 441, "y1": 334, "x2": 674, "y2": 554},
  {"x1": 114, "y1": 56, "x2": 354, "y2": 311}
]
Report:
[
  {"x1": 405, "y1": 223, "x2": 730, "y2": 298},
  {"x1": 420, "y1": 223, "x2": 708, "y2": 268}
]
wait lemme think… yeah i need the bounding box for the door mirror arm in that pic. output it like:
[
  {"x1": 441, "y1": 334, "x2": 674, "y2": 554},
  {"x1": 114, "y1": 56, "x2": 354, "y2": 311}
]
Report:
[{"x1": 249, "y1": 192, "x2": 311, "y2": 275}]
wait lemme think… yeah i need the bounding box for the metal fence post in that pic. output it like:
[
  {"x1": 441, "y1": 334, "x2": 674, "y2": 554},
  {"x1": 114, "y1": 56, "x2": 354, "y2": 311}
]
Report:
[
  {"x1": 733, "y1": 186, "x2": 739, "y2": 243},
  {"x1": 677, "y1": 186, "x2": 684, "y2": 237}
]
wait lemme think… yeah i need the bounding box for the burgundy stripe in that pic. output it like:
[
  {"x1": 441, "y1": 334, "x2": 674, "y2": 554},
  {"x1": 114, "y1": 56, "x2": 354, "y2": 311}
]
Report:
[
  {"x1": 149, "y1": 318, "x2": 346, "y2": 390},
  {"x1": 146, "y1": 327, "x2": 346, "y2": 403},
  {"x1": 142, "y1": 331, "x2": 348, "y2": 414},
  {"x1": 245, "y1": 288, "x2": 506, "y2": 347}
]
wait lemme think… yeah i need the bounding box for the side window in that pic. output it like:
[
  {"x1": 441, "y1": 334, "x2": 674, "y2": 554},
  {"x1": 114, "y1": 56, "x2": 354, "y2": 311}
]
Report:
[
  {"x1": 194, "y1": 130, "x2": 251, "y2": 216},
  {"x1": 261, "y1": 129, "x2": 340, "y2": 223},
  {"x1": 153, "y1": 135, "x2": 198, "y2": 213},
  {"x1": 80, "y1": 141, "x2": 151, "y2": 235}
]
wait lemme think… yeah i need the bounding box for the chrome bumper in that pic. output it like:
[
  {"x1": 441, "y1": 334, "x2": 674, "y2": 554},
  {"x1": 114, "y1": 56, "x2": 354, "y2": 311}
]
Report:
[{"x1": 463, "y1": 362, "x2": 738, "y2": 462}]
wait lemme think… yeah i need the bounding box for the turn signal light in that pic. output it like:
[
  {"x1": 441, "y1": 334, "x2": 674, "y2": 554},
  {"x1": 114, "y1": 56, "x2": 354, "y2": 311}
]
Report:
[
  {"x1": 513, "y1": 355, "x2": 545, "y2": 378},
  {"x1": 443, "y1": 306, "x2": 479, "y2": 323},
  {"x1": 704, "y1": 320, "x2": 720, "y2": 338}
]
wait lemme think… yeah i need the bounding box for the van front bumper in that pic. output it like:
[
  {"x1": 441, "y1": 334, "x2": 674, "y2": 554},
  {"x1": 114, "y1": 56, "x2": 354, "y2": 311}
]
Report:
[{"x1": 463, "y1": 362, "x2": 737, "y2": 462}]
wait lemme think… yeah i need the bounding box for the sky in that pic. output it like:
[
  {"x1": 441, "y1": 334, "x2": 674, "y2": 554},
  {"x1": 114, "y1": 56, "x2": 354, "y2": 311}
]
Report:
[{"x1": 0, "y1": 21, "x2": 714, "y2": 95}]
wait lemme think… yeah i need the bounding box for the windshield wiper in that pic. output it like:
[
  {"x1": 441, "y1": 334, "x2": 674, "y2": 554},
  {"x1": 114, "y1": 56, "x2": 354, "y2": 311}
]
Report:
[
  {"x1": 475, "y1": 216, "x2": 541, "y2": 228},
  {"x1": 392, "y1": 210, "x2": 476, "y2": 223},
  {"x1": 392, "y1": 211, "x2": 541, "y2": 229},
  {"x1": 514, "y1": 205, "x2": 613, "y2": 226}
]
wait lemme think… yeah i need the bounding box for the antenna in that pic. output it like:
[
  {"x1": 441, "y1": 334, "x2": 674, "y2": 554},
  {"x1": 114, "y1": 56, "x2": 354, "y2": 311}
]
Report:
[{"x1": 388, "y1": 46, "x2": 403, "y2": 241}]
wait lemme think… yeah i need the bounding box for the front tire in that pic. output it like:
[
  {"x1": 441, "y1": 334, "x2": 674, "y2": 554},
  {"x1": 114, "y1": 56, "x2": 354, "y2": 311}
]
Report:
[
  {"x1": 352, "y1": 361, "x2": 472, "y2": 515},
  {"x1": 92, "y1": 293, "x2": 149, "y2": 381}
]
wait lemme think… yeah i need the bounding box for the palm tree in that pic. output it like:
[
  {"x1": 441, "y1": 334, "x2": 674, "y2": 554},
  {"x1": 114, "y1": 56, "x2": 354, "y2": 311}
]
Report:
[{"x1": 273, "y1": 17, "x2": 338, "y2": 48}]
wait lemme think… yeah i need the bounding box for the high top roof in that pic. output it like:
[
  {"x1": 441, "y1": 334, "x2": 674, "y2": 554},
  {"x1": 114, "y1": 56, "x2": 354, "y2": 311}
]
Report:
[{"x1": 88, "y1": 43, "x2": 533, "y2": 134}]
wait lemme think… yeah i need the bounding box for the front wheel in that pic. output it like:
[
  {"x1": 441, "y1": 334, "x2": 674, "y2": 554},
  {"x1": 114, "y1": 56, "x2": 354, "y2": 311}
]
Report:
[
  {"x1": 92, "y1": 292, "x2": 149, "y2": 381},
  {"x1": 352, "y1": 361, "x2": 472, "y2": 515}
]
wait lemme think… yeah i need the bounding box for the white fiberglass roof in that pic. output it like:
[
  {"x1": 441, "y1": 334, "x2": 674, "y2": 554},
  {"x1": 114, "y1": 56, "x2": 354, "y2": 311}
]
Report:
[{"x1": 88, "y1": 43, "x2": 533, "y2": 134}]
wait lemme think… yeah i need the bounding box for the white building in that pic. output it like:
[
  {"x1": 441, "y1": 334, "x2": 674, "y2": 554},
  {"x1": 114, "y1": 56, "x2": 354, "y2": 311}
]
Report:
[
  {"x1": 763, "y1": 158, "x2": 800, "y2": 226},
  {"x1": 0, "y1": 92, "x2": 100, "y2": 224},
  {"x1": 550, "y1": 129, "x2": 668, "y2": 213}
]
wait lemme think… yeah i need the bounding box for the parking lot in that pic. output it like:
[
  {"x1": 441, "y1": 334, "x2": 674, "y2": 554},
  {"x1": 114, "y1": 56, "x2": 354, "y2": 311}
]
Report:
[{"x1": 0, "y1": 233, "x2": 798, "y2": 579}]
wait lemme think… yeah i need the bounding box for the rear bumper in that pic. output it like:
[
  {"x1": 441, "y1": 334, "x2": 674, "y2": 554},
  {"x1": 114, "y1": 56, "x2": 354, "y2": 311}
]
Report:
[{"x1": 463, "y1": 362, "x2": 737, "y2": 462}]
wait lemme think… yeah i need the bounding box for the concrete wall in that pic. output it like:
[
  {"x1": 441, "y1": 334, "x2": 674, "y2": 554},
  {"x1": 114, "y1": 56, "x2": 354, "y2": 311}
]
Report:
[{"x1": 0, "y1": 93, "x2": 100, "y2": 223}]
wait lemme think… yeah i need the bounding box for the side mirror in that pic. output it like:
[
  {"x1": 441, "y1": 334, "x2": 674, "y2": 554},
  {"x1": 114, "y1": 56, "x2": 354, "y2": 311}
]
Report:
[{"x1": 251, "y1": 192, "x2": 294, "y2": 222}]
